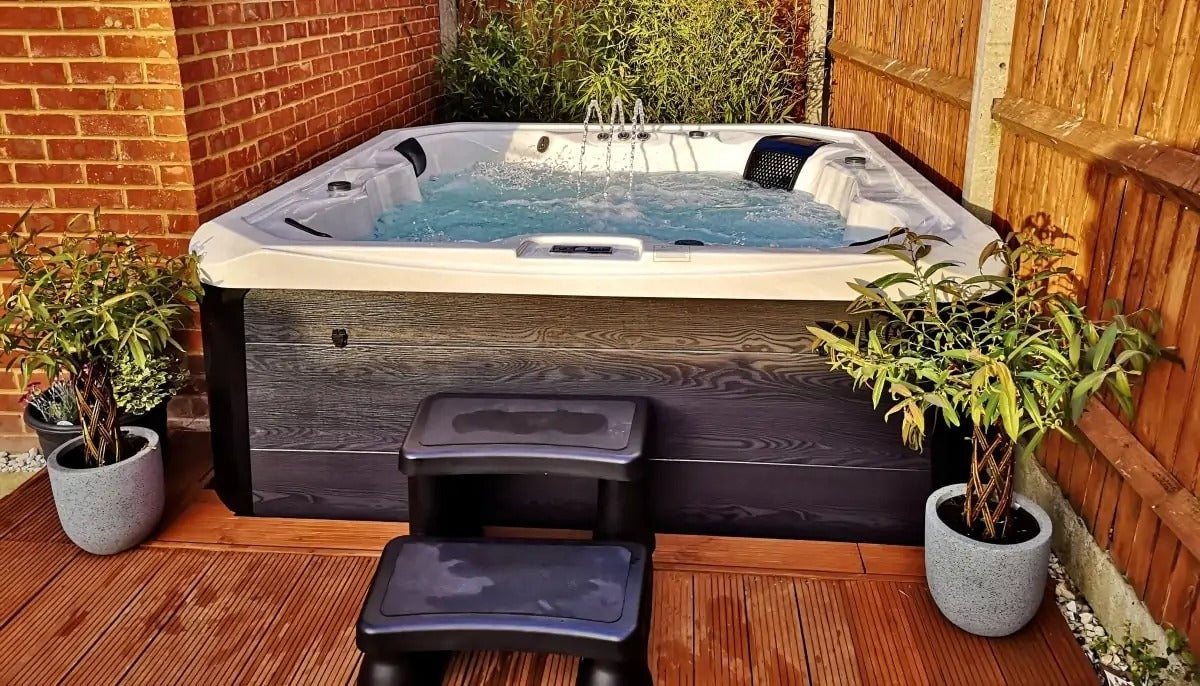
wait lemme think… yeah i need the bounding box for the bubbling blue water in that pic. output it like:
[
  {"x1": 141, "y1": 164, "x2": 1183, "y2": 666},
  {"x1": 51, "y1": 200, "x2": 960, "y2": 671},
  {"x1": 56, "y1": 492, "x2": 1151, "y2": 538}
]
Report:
[{"x1": 373, "y1": 161, "x2": 847, "y2": 247}]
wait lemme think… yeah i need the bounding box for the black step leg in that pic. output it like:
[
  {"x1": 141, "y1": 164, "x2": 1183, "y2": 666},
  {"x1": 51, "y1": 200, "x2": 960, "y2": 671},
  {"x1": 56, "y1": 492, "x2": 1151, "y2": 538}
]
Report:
[
  {"x1": 357, "y1": 652, "x2": 447, "y2": 686},
  {"x1": 576, "y1": 658, "x2": 653, "y2": 686}
]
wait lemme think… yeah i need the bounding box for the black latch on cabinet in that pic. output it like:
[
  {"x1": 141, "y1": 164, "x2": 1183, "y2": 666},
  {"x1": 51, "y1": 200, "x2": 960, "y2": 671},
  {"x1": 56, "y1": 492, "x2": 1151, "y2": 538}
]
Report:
[{"x1": 332, "y1": 328, "x2": 349, "y2": 348}]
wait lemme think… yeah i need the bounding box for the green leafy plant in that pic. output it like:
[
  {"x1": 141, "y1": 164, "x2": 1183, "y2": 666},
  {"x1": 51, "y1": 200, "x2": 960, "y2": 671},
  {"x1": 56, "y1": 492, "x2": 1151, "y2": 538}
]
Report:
[
  {"x1": 807, "y1": 229, "x2": 1175, "y2": 541},
  {"x1": 439, "y1": 0, "x2": 799, "y2": 123},
  {"x1": 1092, "y1": 625, "x2": 1200, "y2": 685},
  {"x1": 111, "y1": 350, "x2": 189, "y2": 417},
  {"x1": 0, "y1": 211, "x2": 202, "y2": 466}
]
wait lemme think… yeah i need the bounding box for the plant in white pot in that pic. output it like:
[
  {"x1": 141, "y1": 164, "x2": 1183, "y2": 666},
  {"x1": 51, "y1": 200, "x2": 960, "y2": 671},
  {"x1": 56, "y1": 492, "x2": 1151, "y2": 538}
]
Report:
[
  {"x1": 0, "y1": 212, "x2": 201, "y2": 555},
  {"x1": 808, "y1": 229, "x2": 1174, "y2": 637}
]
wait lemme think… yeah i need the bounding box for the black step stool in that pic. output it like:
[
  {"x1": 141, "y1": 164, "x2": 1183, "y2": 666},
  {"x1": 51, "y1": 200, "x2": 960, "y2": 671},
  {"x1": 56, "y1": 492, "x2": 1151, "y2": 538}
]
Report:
[{"x1": 356, "y1": 393, "x2": 655, "y2": 686}]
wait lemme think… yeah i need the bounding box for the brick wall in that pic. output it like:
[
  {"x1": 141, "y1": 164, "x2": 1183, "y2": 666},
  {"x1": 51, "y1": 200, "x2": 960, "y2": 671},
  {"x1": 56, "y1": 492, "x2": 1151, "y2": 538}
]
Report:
[
  {"x1": 174, "y1": 0, "x2": 440, "y2": 221},
  {"x1": 0, "y1": 0, "x2": 441, "y2": 449}
]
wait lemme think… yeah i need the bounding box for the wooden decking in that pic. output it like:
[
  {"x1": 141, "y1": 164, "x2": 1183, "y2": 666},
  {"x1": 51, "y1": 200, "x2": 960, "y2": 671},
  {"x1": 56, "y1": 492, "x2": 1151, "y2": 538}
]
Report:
[{"x1": 0, "y1": 432, "x2": 1097, "y2": 685}]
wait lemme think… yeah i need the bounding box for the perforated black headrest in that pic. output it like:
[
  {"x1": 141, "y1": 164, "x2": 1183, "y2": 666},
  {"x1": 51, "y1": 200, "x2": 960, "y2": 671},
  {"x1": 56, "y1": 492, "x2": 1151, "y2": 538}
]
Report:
[{"x1": 743, "y1": 136, "x2": 829, "y2": 191}]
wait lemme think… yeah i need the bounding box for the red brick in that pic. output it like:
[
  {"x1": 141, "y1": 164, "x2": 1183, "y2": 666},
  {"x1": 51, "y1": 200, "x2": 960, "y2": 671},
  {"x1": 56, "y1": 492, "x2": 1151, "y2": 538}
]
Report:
[
  {"x1": 221, "y1": 98, "x2": 255, "y2": 123},
  {"x1": 228, "y1": 145, "x2": 258, "y2": 170},
  {"x1": 272, "y1": 1, "x2": 297, "y2": 19},
  {"x1": 193, "y1": 156, "x2": 227, "y2": 184},
  {"x1": 86, "y1": 164, "x2": 156, "y2": 186},
  {"x1": 166, "y1": 212, "x2": 200, "y2": 234},
  {"x1": 47, "y1": 138, "x2": 117, "y2": 161},
  {"x1": 98, "y1": 212, "x2": 165, "y2": 234},
  {"x1": 126, "y1": 188, "x2": 196, "y2": 211},
  {"x1": 194, "y1": 30, "x2": 230, "y2": 53},
  {"x1": 104, "y1": 35, "x2": 177, "y2": 59},
  {"x1": 212, "y1": 3, "x2": 244, "y2": 24},
  {"x1": 0, "y1": 414, "x2": 28, "y2": 435},
  {"x1": 247, "y1": 47, "x2": 275, "y2": 69},
  {"x1": 69, "y1": 62, "x2": 142, "y2": 84},
  {"x1": 243, "y1": 2, "x2": 272, "y2": 22},
  {"x1": 5, "y1": 113, "x2": 76, "y2": 135},
  {"x1": 119, "y1": 139, "x2": 190, "y2": 163},
  {"x1": 29, "y1": 35, "x2": 102, "y2": 58},
  {"x1": 230, "y1": 27, "x2": 259, "y2": 50},
  {"x1": 0, "y1": 393, "x2": 25, "y2": 414},
  {"x1": 60, "y1": 6, "x2": 137, "y2": 29},
  {"x1": 200, "y1": 77, "x2": 236, "y2": 104},
  {"x1": 145, "y1": 63, "x2": 182, "y2": 85},
  {"x1": 159, "y1": 164, "x2": 194, "y2": 187},
  {"x1": 0, "y1": 188, "x2": 52, "y2": 208},
  {"x1": 259, "y1": 24, "x2": 286, "y2": 44},
  {"x1": 0, "y1": 165, "x2": 11, "y2": 184},
  {"x1": 0, "y1": 139, "x2": 43, "y2": 160},
  {"x1": 79, "y1": 114, "x2": 150, "y2": 136},
  {"x1": 135, "y1": 7, "x2": 175, "y2": 30},
  {"x1": 207, "y1": 128, "x2": 243, "y2": 154},
  {"x1": 36, "y1": 87, "x2": 109, "y2": 110},
  {"x1": 14, "y1": 163, "x2": 84, "y2": 184},
  {"x1": 235, "y1": 72, "x2": 265, "y2": 95},
  {"x1": 0, "y1": 62, "x2": 68, "y2": 85},
  {"x1": 112, "y1": 87, "x2": 185, "y2": 111},
  {"x1": 0, "y1": 7, "x2": 60, "y2": 30},
  {"x1": 153, "y1": 114, "x2": 188, "y2": 137},
  {"x1": 0, "y1": 36, "x2": 25, "y2": 58},
  {"x1": 54, "y1": 187, "x2": 124, "y2": 209},
  {"x1": 184, "y1": 108, "x2": 223, "y2": 136},
  {"x1": 0, "y1": 88, "x2": 34, "y2": 108},
  {"x1": 172, "y1": 5, "x2": 212, "y2": 28}
]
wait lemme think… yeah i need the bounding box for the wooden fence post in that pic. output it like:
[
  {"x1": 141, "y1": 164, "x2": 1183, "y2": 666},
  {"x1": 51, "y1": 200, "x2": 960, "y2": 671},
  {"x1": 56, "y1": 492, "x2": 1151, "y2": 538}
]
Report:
[
  {"x1": 805, "y1": 0, "x2": 833, "y2": 124},
  {"x1": 440, "y1": 0, "x2": 458, "y2": 56},
  {"x1": 962, "y1": 0, "x2": 1018, "y2": 221}
]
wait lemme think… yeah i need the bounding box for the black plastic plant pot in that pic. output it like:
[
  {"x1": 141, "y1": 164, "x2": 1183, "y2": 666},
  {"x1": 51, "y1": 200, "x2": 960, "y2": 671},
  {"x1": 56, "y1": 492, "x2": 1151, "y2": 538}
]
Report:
[{"x1": 23, "y1": 401, "x2": 170, "y2": 459}]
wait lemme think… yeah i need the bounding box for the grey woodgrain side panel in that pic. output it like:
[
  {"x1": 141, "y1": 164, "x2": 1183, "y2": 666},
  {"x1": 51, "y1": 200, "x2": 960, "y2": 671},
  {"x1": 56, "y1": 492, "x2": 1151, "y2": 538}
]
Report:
[
  {"x1": 242, "y1": 290, "x2": 852, "y2": 353},
  {"x1": 250, "y1": 450, "x2": 928, "y2": 545},
  {"x1": 244, "y1": 343, "x2": 925, "y2": 470}
]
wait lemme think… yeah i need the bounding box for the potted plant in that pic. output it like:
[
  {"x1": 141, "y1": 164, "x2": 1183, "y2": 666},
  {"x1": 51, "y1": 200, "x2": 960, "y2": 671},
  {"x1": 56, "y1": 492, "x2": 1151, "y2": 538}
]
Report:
[
  {"x1": 22, "y1": 351, "x2": 188, "y2": 457},
  {"x1": 808, "y1": 229, "x2": 1173, "y2": 636},
  {"x1": 0, "y1": 211, "x2": 201, "y2": 555}
]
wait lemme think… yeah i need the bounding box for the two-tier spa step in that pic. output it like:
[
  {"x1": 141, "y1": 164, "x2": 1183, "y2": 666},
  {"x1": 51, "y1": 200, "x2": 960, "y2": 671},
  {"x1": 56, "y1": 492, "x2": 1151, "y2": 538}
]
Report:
[{"x1": 356, "y1": 393, "x2": 656, "y2": 686}]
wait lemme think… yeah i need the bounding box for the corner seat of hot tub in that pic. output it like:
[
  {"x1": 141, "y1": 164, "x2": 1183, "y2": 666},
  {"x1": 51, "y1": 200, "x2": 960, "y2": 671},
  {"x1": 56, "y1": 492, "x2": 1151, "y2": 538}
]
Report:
[{"x1": 199, "y1": 281, "x2": 934, "y2": 546}]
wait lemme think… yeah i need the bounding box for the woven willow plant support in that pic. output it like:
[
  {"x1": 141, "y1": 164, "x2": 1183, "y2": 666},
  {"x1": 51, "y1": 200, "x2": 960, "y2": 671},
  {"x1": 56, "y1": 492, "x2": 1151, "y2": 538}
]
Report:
[
  {"x1": 966, "y1": 426, "x2": 1014, "y2": 539},
  {"x1": 75, "y1": 361, "x2": 124, "y2": 464},
  {"x1": 808, "y1": 228, "x2": 1174, "y2": 542}
]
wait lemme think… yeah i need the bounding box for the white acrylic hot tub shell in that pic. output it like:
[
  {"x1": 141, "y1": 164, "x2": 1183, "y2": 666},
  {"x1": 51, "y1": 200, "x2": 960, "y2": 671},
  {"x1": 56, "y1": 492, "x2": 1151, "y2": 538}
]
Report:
[{"x1": 191, "y1": 123, "x2": 1000, "y2": 301}]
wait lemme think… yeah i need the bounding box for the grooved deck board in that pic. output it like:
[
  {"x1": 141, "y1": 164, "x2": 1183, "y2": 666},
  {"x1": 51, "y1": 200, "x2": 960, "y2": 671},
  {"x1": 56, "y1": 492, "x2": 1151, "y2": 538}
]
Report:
[
  {"x1": 694, "y1": 573, "x2": 752, "y2": 686},
  {"x1": 0, "y1": 540, "x2": 78, "y2": 626},
  {"x1": 744, "y1": 575, "x2": 810, "y2": 685},
  {"x1": 0, "y1": 459, "x2": 1093, "y2": 685}
]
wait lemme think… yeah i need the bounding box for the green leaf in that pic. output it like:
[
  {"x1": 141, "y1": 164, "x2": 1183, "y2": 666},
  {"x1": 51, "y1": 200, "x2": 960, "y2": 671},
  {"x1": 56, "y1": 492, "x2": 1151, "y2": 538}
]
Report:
[{"x1": 1091, "y1": 323, "x2": 1120, "y2": 369}]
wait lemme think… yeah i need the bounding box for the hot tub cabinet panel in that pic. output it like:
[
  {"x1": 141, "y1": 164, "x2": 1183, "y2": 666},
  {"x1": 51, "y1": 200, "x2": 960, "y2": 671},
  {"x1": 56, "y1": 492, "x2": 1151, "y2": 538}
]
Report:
[{"x1": 208, "y1": 288, "x2": 931, "y2": 544}]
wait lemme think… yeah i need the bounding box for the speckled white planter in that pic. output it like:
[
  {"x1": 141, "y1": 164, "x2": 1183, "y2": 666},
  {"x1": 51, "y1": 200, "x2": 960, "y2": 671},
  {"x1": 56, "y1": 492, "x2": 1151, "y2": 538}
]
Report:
[
  {"x1": 46, "y1": 426, "x2": 164, "y2": 556},
  {"x1": 925, "y1": 483, "x2": 1052, "y2": 637}
]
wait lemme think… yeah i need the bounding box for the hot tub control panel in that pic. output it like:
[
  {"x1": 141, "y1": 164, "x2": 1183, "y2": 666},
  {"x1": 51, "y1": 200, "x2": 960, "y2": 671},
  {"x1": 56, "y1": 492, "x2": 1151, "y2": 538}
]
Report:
[
  {"x1": 550, "y1": 245, "x2": 614, "y2": 255},
  {"x1": 516, "y1": 238, "x2": 642, "y2": 260}
]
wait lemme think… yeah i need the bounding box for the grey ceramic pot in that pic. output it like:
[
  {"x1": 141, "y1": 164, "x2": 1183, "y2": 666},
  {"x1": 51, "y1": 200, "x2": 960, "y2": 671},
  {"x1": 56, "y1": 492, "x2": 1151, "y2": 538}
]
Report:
[
  {"x1": 46, "y1": 426, "x2": 164, "y2": 555},
  {"x1": 925, "y1": 483, "x2": 1052, "y2": 636}
]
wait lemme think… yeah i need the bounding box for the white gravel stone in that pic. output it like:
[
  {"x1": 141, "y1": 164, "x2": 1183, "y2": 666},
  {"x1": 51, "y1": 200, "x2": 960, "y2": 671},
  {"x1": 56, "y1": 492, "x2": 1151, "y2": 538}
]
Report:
[{"x1": 0, "y1": 447, "x2": 44, "y2": 473}]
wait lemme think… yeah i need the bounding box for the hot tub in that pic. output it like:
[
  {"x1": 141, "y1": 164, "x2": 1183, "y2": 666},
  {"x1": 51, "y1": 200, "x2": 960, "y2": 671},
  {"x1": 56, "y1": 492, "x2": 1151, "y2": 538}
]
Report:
[{"x1": 193, "y1": 122, "x2": 999, "y2": 545}]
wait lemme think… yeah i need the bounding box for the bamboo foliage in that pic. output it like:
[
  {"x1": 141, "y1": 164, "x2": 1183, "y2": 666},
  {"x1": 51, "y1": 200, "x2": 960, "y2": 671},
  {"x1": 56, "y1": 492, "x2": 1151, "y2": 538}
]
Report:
[
  {"x1": 438, "y1": 0, "x2": 799, "y2": 123},
  {"x1": 808, "y1": 230, "x2": 1174, "y2": 539}
]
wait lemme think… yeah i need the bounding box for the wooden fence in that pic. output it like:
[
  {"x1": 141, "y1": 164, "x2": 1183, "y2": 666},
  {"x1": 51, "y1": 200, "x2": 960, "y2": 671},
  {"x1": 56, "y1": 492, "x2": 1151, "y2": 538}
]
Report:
[
  {"x1": 828, "y1": 0, "x2": 980, "y2": 198},
  {"x1": 830, "y1": 0, "x2": 1200, "y2": 646}
]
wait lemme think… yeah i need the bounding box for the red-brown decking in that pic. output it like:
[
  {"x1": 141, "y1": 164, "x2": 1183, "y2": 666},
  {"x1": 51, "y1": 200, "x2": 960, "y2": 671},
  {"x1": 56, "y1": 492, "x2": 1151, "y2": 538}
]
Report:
[{"x1": 0, "y1": 433, "x2": 1096, "y2": 685}]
